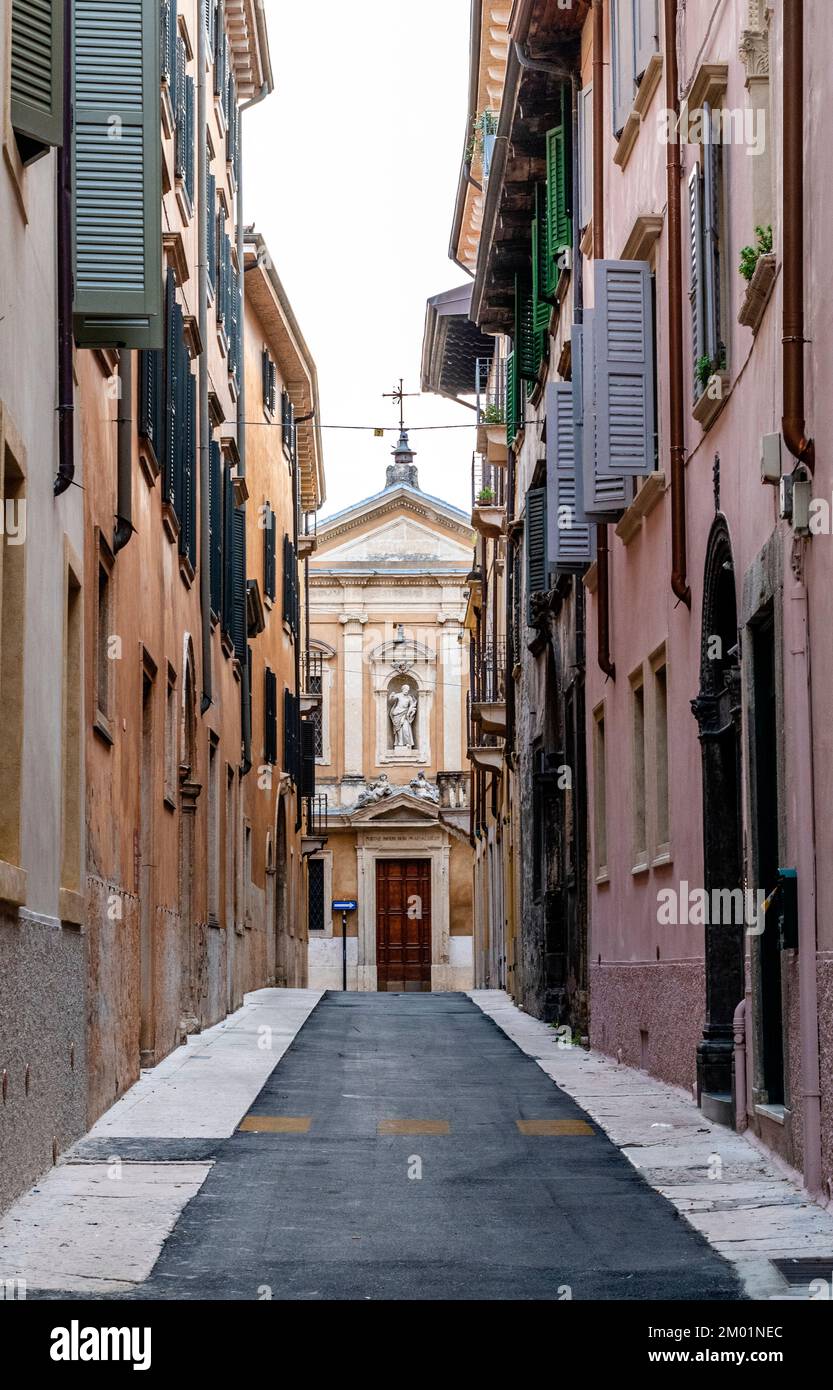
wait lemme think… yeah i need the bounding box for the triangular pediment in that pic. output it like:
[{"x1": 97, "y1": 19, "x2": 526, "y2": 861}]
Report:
[
  {"x1": 351, "y1": 790, "x2": 440, "y2": 824},
  {"x1": 317, "y1": 513, "x2": 471, "y2": 566}
]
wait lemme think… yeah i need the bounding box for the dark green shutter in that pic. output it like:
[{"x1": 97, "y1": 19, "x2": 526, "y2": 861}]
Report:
[
  {"x1": 232, "y1": 504, "x2": 247, "y2": 661},
  {"x1": 264, "y1": 668, "x2": 277, "y2": 764},
  {"x1": 179, "y1": 365, "x2": 196, "y2": 568},
  {"x1": 300, "y1": 720, "x2": 316, "y2": 799},
  {"x1": 515, "y1": 274, "x2": 537, "y2": 383},
  {"x1": 139, "y1": 347, "x2": 163, "y2": 457},
  {"x1": 546, "y1": 122, "x2": 571, "y2": 263},
  {"x1": 505, "y1": 351, "x2": 518, "y2": 445},
  {"x1": 222, "y1": 462, "x2": 234, "y2": 639},
  {"x1": 163, "y1": 271, "x2": 179, "y2": 507},
  {"x1": 72, "y1": 0, "x2": 163, "y2": 349},
  {"x1": 525, "y1": 486, "x2": 548, "y2": 622},
  {"x1": 206, "y1": 171, "x2": 216, "y2": 293},
  {"x1": 209, "y1": 441, "x2": 222, "y2": 615},
  {"x1": 10, "y1": 0, "x2": 64, "y2": 157},
  {"x1": 532, "y1": 183, "x2": 557, "y2": 305}
]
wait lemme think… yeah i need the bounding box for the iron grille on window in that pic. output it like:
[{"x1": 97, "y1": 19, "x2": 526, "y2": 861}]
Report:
[
  {"x1": 308, "y1": 857, "x2": 325, "y2": 931},
  {"x1": 309, "y1": 675, "x2": 323, "y2": 757}
]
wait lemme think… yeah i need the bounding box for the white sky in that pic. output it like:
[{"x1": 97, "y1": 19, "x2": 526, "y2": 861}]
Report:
[{"x1": 245, "y1": 0, "x2": 476, "y2": 518}]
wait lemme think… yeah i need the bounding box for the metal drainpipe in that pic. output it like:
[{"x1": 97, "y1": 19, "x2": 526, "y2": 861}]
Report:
[
  {"x1": 54, "y1": 0, "x2": 74, "y2": 498},
  {"x1": 198, "y1": 13, "x2": 212, "y2": 716},
  {"x1": 593, "y1": 0, "x2": 615, "y2": 679},
  {"x1": 113, "y1": 352, "x2": 134, "y2": 552},
  {"x1": 782, "y1": 0, "x2": 814, "y2": 471},
  {"x1": 664, "y1": 0, "x2": 691, "y2": 606},
  {"x1": 782, "y1": 0, "x2": 821, "y2": 1199}
]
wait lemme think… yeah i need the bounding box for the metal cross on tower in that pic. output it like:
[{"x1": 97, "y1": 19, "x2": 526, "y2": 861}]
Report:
[{"x1": 382, "y1": 379, "x2": 418, "y2": 433}]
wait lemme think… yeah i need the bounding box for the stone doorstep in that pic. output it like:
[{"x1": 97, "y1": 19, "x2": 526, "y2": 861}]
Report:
[{"x1": 469, "y1": 989, "x2": 833, "y2": 1301}]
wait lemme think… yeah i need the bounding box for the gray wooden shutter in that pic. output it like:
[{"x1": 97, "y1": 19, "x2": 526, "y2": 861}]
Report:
[
  {"x1": 10, "y1": 0, "x2": 64, "y2": 155},
  {"x1": 578, "y1": 84, "x2": 593, "y2": 233},
  {"x1": 547, "y1": 382, "x2": 593, "y2": 572},
  {"x1": 580, "y1": 310, "x2": 629, "y2": 515},
  {"x1": 702, "y1": 106, "x2": 721, "y2": 366},
  {"x1": 611, "y1": 0, "x2": 635, "y2": 138},
  {"x1": 634, "y1": 0, "x2": 659, "y2": 82},
  {"x1": 594, "y1": 259, "x2": 656, "y2": 475},
  {"x1": 73, "y1": 0, "x2": 162, "y2": 349},
  {"x1": 525, "y1": 486, "x2": 548, "y2": 622},
  {"x1": 688, "y1": 162, "x2": 706, "y2": 392}
]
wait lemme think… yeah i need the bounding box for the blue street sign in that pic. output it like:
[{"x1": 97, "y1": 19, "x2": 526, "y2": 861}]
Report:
[{"x1": 332, "y1": 900, "x2": 357, "y2": 913}]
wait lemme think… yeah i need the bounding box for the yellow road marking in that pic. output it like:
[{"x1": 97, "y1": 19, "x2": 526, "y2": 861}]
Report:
[
  {"x1": 239, "y1": 1116, "x2": 312, "y2": 1134},
  {"x1": 516, "y1": 1119, "x2": 594, "y2": 1136},
  {"x1": 378, "y1": 1119, "x2": 450, "y2": 1135}
]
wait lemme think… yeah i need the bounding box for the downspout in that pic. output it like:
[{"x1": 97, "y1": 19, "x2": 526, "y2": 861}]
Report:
[
  {"x1": 782, "y1": 0, "x2": 821, "y2": 1199},
  {"x1": 593, "y1": 0, "x2": 615, "y2": 679},
  {"x1": 236, "y1": 82, "x2": 271, "y2": 774},
  {"x1": 54, "y1": 0, "x2": 74, "y2": 498},
  {"x1": 198, "y1": 12, "x2": 212, "y2": 715},
  {"x1": 733, "y1": 1000, "x2": 747, "y2": 1132},
  {"x1": 664, "y1": 0, "x2": 691, "y2": 606},
  {"x1": 113, "y1": 352, "x2": 134, "y2": 552}
]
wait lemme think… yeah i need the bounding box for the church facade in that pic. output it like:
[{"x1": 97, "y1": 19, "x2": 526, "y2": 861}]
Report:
[{"x1": 306, "y1": 433, "x2": 475, "y2": 991}]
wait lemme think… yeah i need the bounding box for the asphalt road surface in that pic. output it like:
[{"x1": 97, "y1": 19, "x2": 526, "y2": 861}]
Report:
[{"x1": 130, "y1": 992, "x2": 742, "y2": 1301}]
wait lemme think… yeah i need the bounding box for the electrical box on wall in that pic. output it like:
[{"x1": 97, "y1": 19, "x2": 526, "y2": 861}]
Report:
[{"x1": 761, "y1": 433, "x2": 782, "y2": 484}]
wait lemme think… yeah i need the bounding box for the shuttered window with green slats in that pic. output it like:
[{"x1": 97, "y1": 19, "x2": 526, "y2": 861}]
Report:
[
  {"x1": 514, "y1": 274, "x2": 538, "y2": 383},
  {"x1": 546, "y1": 119, "x2": 571, "y2": 265},
  {"x1": 10, "y1": 0, "x2": 64, "y2": 162},
  {"x1": 505, "y1": 351, "x2": 519, "y2": 447},
  {"x1": 72, "y1": 0, "x2": 163, "y2": 349}
]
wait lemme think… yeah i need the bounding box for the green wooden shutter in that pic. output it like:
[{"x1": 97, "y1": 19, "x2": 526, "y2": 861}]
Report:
[
  {"x1": 546, "y1": 121, "x2": 571, "y2": 263},
  {"x1": 209, "y1": 441, "x2": 222, "y2": 616},
  {"x1": 532, "y1": 182, "x2": 557, "y2": 305},
  {"x1": 505, "y1": 351, "x2": 518, "y2": 446},
  {"x1": 10, "y1": 0, "x2": 64, "y2": 157},
  {"x1": 525, "y1": 486, "x2": 548, "y2": 623},
  {"x1": 222, "y1": 462, "x2": 234, "y2": 638},
  {"x1": 73, "y1": 0, "x2": 163, "y2": 349},
  {"x1": 232, "y1": 504, "x2": 247, "y2": 661},
  {"x1": 515, "y1": 274, "x2": 538, "y2": 383},
  {"x1": 163, "y1": 272, "x2": 179, "y2": 506}
]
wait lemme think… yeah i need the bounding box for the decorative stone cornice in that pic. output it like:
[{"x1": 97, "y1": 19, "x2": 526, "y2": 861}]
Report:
[{"x1": 739, "y1": 0, "x2": 770, "y2": 84}]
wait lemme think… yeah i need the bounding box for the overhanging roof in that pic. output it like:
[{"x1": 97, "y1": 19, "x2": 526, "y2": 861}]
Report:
[{"x1": 421, "y1": 284, "x2": 495, "y2": 402}]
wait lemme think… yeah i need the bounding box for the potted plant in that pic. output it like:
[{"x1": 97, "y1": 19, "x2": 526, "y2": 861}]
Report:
[
  {"x1": 481, "y1": 403, "x2": 505, "y2": 426},
  {"x1": 476, "y1": 486, "x2": 495, "y2": 506},
  {"x1": 739, "y1": 225, "x2": 773, "y2": 282},
  {"x1": 738, "y1": 226, "x2": 776, "y2": 334}
]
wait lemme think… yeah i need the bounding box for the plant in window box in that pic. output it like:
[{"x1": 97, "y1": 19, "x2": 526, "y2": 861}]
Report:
[
  {"x1": 693, "y1": 349, "x2": 729, "y2": 428},
  {"x1": 739, "y1": 225, "x2": 773, "y2": 282},
  {"x1": 738, "y1": 226, "x2": 777, "y2": 334},
  {"x1": 476, "y1": 486, "x2": 495, "y2": 505},
  {"x1": 481, "y1": 404, "x2": 505, "y2": 426}
]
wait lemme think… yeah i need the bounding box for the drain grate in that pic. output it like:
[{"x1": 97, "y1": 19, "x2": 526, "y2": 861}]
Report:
[{"x1": 772, "y1": 1258, "x2": 833, "y2": 1287}]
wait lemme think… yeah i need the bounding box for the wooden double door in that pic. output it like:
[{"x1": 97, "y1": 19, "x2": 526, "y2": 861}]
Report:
[{"x1": 376, "y1": 859, "x2": 432, "y2": 992}]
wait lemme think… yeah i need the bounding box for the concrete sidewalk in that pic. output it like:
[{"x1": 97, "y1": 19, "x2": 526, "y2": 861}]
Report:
[
  {"x1": 0, "y1": 989, "x2": 322, "y2": 1294},
  {"x1": 470, "y1": 989, "x2": 833, "y2": 1300}
]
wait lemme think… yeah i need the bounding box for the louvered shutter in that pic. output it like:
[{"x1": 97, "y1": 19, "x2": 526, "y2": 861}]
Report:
[
  {"x1": 268, "y1": 362, "x2": 277, "y2": 416},
  {"x1": 179, "y1": 365, "x2": 196, "y2": 567},
  {"x1": 206, "y1": 171, "x2": 216, "y2": 293},
  {"x1": 580, "y1": 310, "x2": 629, "y2": 515},
  {"x1": 532, "y1": 183, "x2": 556, "y2": 305},
  {"x1": 525, "y1": 487, "x2": 548, "y2": 623},
  {"x1": 634, "y1": 0, "x2": 659, "y2": 82},
  {"x1": 688, "y1": 163, "x2": 706, "y2": 393},
  {"x1": 611, "y1": 0, "x2": 636, "y2": 137},
  {"x1": 546, "y1": 122, "x2": 571, "y2": 262},
  {"x1": 702, "y1": 110, "x2": 721, "y2": 367},
  {"x1": 73, "y1": 0, "x2": 163, "y2": 348},
  {"x1": 263, "y1": 504, "x2": 276, "y2": 601},
  {"x1": 594, "y1": 259, "x2": 656, "y2": 475},
  {"x1": 300, "y1": 720, "x2": 316, "y2": 799},
  {"x1": 213, "y1": 0, "x2": 225, "y2": 95},
  {"x1": 261, "y1": 351, "x2": 270, "y2": 411},
  {"x1": 139, "y1": 347, "x2": 163, "y2": 455},
  {"x1": 209, "y1": 441, "x2": 222, "y2": 615},
  {"x1": 222, "y1": 462, "x2": 234, "y2": 638},
  {"x1": 515, "y1": 274, "x2": 538, "y2": 382},
  {"x1": 505, "y1": 351, "x2": 518, "y2": 445},
  {"x1": 547, "y1": 382, "x2": 593, "y2": 572},
  {"x1": 232, "y1": 504, "x2": 247, "y2": 661},
  {"x1": 184, "y1": 73, "x2": 195, "y2": 205},
  {"x1": 174, "y1": 36, "x2": 186, "y2": 182},
  {"x1": 160, "y1": 0, "x2": 174, "y2": 89},
  {"x1": 10, "y1": 0, "x2": 64, "y2": 155},
  {"x1": 163, "y1": 273, "x2": 179, "y2": 506},
  {"x1": 264, "y1": 669, "x2": 277, "y2": 764},
  {"x1": 578, "y1": 85, "x2": 593, "y2": 232}
]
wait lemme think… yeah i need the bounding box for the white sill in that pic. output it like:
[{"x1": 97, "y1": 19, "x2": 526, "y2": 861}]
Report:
[
  {"x1": 631, "y1": 860, "x2": 650, "y2": 877},
  {"x1": 595, "y1": 869, "x2": 610, "y2": 886},
  {"x1": 754, "y1": 1103, "x2": 786, "y2": 1127}
]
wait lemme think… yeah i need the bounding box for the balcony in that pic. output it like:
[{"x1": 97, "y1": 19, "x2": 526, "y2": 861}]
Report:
[
  {"x1": 471, "y1": 454, "x2": 507, "y2": 539},
  {"x1": 297, "y1": 511, "x2": 318, "y2": 559},
  {"x1": 467, "y1": 692, "x2": 504, "y2": 773},
  {"x1": 301, "y1": 794, "x2": 328, "y2": 856},
  {"x1": 471, "y1": 636, "x2": 507, "y2": 737},
  {"x1": 300, "y1": 649, "x2": 323, "y2": 716},
  {"x1": 475, "y1": 355, "x2": 509, "y2": 466},
  {"x1": 437, "y1": 771, "x2": 470, "y2": 811}
]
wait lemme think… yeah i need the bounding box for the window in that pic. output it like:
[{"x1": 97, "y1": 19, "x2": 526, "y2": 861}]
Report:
[
  {"x1": 532, "y1": 746, "x2": 546, "y2": 901},
  {"x1": 524, "y1": 486, "x2": 548, "y2": 623},
  {"x1": 243, "y1": 823, "x2": 251, "y2": 927},
  {"x1": 164, "y1": 667, "x2": 178, "y2": 807},
  {"x1": 262, "y1": 350, "x2": 277, "y2": 418},
  {"x1": 94, "y1": 540, "x2": 114, "y2": 739},
  {"x1": 308, "y1": 858, "x2": 325, "y2": 932},
  {"x1": 593, "y1": 706, "x2": 608, "y2": 879},
  {"x1": 281, "y1": 391, "x2": 295, "y2": 456},
  {"x1": 0, "y1": 412, "x2": 26, "y2": 885},
  {"x1": 282, "y1": 533, "x2": 299, "y2": 636},
  {"x1": 209, "y1": 441, "x2": 222, "y2": 617},
  {"x1": 10, "y1": 0, "x2": 64, "y2": 165},
  {"x1": 578, "y1": 85, "x2": 593, "y2": 233},
  {"x1": 264, "y1": 667, "x2": 278, "y2": 764},
  {"x1": 174, "y1": 35, "x2": 195, "y2": 210},
  {"x1": 631, "y1": 671, "x2": 647, "y2": 869},
  {"x1": 160, "y1": 268, "x2": 197, "y2": 565},
  {"x1": 689, "y1": 111, "x2": 725, "y2": 396},
  {"x1": 263, "y1": 502, "x2": 276, "y2": 601},
  {"x1": 309, "y1": 672, "x2": 324, "y2": 758},
  {"x1": 225, "y1": 764, "x2": 235, "y2": 930},
  {"x1": 653, "y1": 657, "x2": 670, "y2": 852},
  {"x1": 283, "y1": 688, "x2": 300, "y2": 781},
  {"x1": 611, "y1": 0, "x2": 659, "y2": 137}
]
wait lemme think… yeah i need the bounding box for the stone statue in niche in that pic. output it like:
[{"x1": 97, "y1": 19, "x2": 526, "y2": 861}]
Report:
[{"x1": 389, "y1": 683, "x2": 417, "y2": 749}]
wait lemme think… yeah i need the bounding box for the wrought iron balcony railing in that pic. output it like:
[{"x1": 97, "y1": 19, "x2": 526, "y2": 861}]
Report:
[{"x1": 303, "y1": 794, "x2": 328, "y2": 838}]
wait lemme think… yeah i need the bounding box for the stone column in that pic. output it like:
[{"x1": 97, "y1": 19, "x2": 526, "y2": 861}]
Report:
[
  {"x1": 440, "y1": 618, "x2": 463, "y2": 769},
  {"x1": 340, "y1": 614, "x2": 367, "y2": 779}
]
